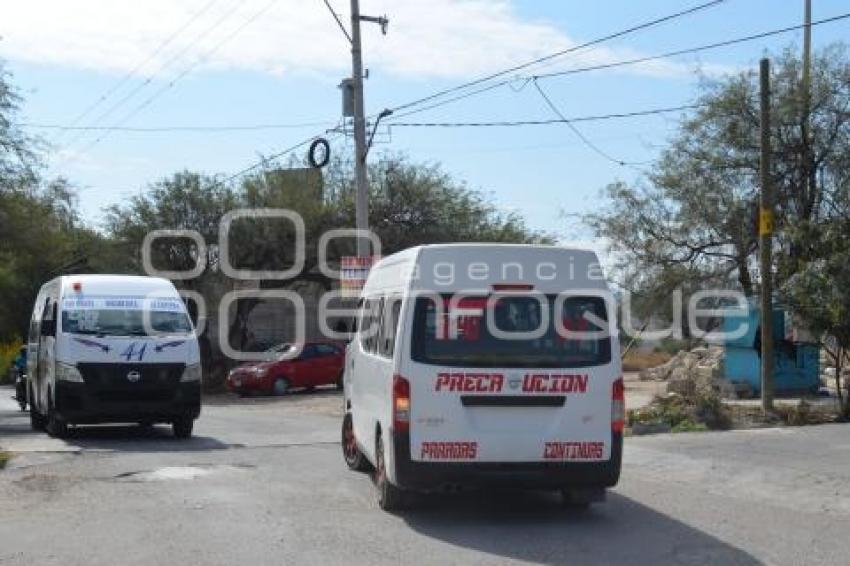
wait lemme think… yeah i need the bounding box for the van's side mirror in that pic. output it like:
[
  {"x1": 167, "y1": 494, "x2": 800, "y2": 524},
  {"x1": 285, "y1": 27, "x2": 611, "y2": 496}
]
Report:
[{"x1": 41, "y1": 319, "x2": 56, "y2": 337}]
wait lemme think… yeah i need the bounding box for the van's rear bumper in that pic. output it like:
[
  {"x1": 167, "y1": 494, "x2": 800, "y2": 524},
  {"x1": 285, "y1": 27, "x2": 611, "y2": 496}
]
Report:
[
  {"x1": 55, "y1": 381, "x2": 201, "y2": 424},
  {"x1": 392, "y1": 431, "x2": 622, "y2": 491}
]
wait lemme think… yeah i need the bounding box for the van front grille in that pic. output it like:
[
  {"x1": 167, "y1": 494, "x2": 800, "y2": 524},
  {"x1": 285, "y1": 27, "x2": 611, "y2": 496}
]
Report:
[{"x1": 76, "y1": 363, "x2": 185, "y2": 403}]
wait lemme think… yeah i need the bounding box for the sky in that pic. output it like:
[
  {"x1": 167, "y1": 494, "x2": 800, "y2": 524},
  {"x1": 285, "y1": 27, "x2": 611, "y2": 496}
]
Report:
[{"x1": 2, "y1": 0, "x2": 849, "y2": 255}]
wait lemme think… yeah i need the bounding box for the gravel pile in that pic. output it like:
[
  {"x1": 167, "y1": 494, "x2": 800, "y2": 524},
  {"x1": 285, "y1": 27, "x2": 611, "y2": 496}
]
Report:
[{"x1": 638, "y1": 346, "x2": 739, "y2": 399}]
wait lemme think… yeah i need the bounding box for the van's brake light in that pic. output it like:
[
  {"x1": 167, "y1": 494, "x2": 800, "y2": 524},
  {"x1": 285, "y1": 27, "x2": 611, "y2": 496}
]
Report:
[
  {"x1": 492, "y1": 284, "x2": 534, "y2": 291},
  {"x1": 612, "y1": 377, "x2": 625, "y2": 433},
  {"x1": 393, "y1": 374, "x2": 410, "y2": 432}
]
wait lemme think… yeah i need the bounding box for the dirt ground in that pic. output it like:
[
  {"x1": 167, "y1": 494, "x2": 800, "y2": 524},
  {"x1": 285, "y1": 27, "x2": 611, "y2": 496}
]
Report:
[{"x1": 206, "y1": 376, "x2": 663, "y2": 416}]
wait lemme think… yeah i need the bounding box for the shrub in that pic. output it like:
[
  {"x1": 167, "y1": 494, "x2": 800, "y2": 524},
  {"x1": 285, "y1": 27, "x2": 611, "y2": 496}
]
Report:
[{"x1": 0, "y1": 339, "x2": 22, "y2": 385}]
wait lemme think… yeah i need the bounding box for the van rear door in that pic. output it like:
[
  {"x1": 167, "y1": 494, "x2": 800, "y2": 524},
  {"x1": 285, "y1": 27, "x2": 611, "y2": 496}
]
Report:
[{"x1": 402, "y1": 292, "x2": 618, "y2": 464}]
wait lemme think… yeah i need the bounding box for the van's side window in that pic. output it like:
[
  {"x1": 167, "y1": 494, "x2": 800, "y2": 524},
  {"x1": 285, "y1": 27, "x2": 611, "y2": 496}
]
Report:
[
  {"x1": 378, "y1": 298, "x2": 402, "y2": 358},
  {"x1": 28, "y1": 295, "x2": 42, "y2": 344},
  {"x1": 358, "y1": 299, "x2": 372, "y2": 352},
  {"x1": 371, "y1": 298, "x2": 385, "y2": 354},
  {"x1": 360, "y1": 298, "x2": 383, "y2": 354}
]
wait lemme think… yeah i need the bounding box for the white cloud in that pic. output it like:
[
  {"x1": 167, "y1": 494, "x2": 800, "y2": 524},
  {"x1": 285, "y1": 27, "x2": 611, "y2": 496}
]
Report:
[{"x1": 0, "y1": 0, "x2": 723, "y2": 81}]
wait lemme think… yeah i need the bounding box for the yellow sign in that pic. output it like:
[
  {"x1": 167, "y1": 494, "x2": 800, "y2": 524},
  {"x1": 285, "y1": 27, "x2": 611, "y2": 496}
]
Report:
[{"x1": 759, "y1": 209, "x2": 774, "y2": 235}]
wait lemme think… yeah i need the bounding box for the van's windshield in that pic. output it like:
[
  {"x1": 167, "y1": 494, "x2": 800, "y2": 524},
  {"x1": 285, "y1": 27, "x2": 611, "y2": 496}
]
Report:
[
  {"x1": 61, "y1": 297, "x2": 193, "y2": 336},
  {"x1": 411, "y1": 294, "x2": 611, "y2": 368}
]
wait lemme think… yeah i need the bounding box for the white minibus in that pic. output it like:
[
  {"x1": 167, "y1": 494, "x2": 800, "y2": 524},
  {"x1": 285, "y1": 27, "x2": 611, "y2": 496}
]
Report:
[
  {"x1": 342, "y1": 244, "x2": 623, "y2": 510},
  {"x1": 27, "y1": 275, "x2": 202, "y2": 438}
]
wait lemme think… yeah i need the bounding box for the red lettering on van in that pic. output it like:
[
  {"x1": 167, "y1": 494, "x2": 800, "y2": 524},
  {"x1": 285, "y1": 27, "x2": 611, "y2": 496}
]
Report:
[
  {"x1": 543, "y1": 441, "x2": 604, "y2": 460},
  {"x1": 420, "y1": 441, "x2": 478, "y2": 460},
  {"x1": 435, "y1": 373, "x2": 504, "y2": 392},
  {"x1": 522, "y1": 374, "x2": 589, "y2": 393}
]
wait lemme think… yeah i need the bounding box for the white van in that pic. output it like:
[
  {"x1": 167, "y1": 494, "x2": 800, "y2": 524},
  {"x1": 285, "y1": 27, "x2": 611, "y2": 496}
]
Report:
[
  {"x1": 341, "y1": 244, "x2": 623, "y2": 510},
  {"x1": 27, "y1": 275, "x2": 202, "y2": 438}
]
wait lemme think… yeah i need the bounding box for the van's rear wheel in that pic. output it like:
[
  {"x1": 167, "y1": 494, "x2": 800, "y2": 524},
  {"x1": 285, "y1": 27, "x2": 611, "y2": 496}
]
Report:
[
  {"x1": 375, "y1": 432, "x2": 404, "y2": 511},
  {"x1": 341, "y1": 413, "x2": 370, "y2": 471}
]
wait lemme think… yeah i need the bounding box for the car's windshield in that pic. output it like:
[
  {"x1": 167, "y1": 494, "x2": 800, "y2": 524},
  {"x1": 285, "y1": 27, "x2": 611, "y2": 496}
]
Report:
[
  {"x1": 61, "y1": 296, "x2": 193, "y2": 336},
  {"x1": 411, "y1": 294, "x2": 611, "y2": 368}
]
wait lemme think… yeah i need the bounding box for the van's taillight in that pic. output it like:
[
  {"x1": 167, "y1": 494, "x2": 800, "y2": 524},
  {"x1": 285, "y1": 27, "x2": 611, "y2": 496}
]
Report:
[
  {"x1": 612, "y1": 377, "x2": 625, "y2": 433},
  {"x1": 392, "y1": 374, "x2": 410, "y2": 432}
]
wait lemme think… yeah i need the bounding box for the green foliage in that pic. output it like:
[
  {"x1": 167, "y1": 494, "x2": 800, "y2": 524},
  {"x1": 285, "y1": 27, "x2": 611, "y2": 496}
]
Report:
[
  {"x1": 0, "y1": 339, "x2": 22, "y2": 384},
  {"x1": 629, "y1": 390, "x2": 731, "y2": 432},
  {"x1": 782, "y1": 220, "x2": 850, "y2": 416},
  {"x1": 101, "y1": 154, "x2": 550, "y2": 387},
  {"x1": 586, "y1": 43, "x2": 850, "y2": 307}
]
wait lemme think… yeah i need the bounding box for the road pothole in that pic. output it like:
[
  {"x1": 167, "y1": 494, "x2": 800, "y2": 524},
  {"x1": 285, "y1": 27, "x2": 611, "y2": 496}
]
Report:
[{"x1": 114, "y1": 463, "x2": 254, "y2": 482}]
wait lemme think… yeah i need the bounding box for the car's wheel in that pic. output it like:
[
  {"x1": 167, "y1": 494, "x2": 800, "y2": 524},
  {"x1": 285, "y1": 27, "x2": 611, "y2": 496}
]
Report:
[
  {"x1": 342, "y1": 413, "x2": 371, "y2": 471},
  {"x1": 272, "y1": 377, "x2": 290, "y2": 396},
  {"x1": 45, "y1": 393, "x2": 69, "y2": 439},
  {"x1": 172, "y1": 417, "x2": 194, "y2": 438},
  {"x1": 375, "y1": 432, "x2": 405, "y2": 511},
  {"x1": 335, "y1": 371, "x2": 344, "y2": 390}
]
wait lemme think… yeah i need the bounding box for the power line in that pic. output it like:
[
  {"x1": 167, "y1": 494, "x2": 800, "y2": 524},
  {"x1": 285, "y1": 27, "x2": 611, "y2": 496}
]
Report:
[
  {"x1": 79, "y1": 0, "x2": 280, "y2": 154},
  {"x1": 53, "y1": 0, "x2": 220, "y2": 145},
  {"x1": 24, "y1": 120, "x2": 337, "y2": 133},
  {"x1": 390, "y1": 80, "x2": 513, "y2": 120},
  {"x1": 532, "y1": 11, "x2": 850, "y2": 81},
  {"x1": 532, "y1": 79, "x2": 637, "y2": 167},
  {"x1": 389, "y1": 104, "x2": 700, "y2": 128},
  {"x1": 58, "y1": 0, "x2": 246, "y2": 153},
  {"x1": 388, "y1": 0, "x2": 727, "y2": 115},
  {"x1": 79, "y1": 128, "x2": 341, "y2": 195},
  {"x1": 204, "y1": 129, "x2": 343, "y2": 192},
  {"x1": 25, "y1": 104, "x2": 697, "y2": 134},
  {"x1": 387, "y1": 11, "x2": 850, "y2": 121},
  {"x1": 322, "y1": 0, "x2": 352, "y2": 43}
]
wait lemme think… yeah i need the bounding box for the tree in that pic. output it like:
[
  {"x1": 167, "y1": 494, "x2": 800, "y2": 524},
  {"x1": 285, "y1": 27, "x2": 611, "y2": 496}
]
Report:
[
  {"x1": 586, "y1": 44, "x2": 850, "y2": 306},
  {"x1": 782, "y1": 220, "x2": 850, "y2": 418},
  {"x1": 104, "y1": 155, "x2": 549, "y2": 386},
  {"x1": 0, "y1": 62, "x2": 38, "y2": 187},
  {"x1": 0, "y1": 63, "x2": 112, "y2": 341}
]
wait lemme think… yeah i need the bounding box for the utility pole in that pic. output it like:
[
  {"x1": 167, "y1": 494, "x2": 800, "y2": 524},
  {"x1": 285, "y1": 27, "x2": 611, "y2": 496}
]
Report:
[
  {"x1": 803, "y1": 0, "x2": 812, "y2": 97},
  {"x1": 801, "y1": 0, "x2": 816, "y2": 223},
  {"x1": 346, "y1": 1, "x2": 388, "y2": 258},
  {"x1": 759, "y1": 58, "x2": 775, "y2": 413},
  {"x1": 350, "y1": 0, "x2": 370, "y2": 257}
]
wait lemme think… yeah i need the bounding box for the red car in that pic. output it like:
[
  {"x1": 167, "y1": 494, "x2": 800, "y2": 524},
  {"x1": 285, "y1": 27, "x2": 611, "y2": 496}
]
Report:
[{"x1": 226, "y1": 341, "x2": 346, "y2": 396}]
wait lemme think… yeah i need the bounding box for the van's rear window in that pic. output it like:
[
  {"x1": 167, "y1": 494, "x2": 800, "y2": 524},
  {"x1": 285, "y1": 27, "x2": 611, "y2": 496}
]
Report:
[{"x1": 410, "y1": 294, "x2": 611, "y2": 368}]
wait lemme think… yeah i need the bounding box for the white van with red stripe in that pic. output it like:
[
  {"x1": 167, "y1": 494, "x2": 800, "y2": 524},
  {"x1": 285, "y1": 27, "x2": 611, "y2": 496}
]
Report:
[{"x1": 341, "y1": 244, "x2": 623, "y2": 510}]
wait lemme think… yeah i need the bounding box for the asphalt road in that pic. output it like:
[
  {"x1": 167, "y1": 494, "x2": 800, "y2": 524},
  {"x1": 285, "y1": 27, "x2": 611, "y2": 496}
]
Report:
[{"x1": 1, "y1": 385, "x2": 849, "y2": 566}]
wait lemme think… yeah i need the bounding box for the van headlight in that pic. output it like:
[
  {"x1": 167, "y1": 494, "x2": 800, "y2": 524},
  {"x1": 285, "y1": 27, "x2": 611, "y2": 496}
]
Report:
[
  {"x1": 181, "y1": 363, "x2": 202, "y2": 383},
  {"x1": 56, "y1": 363, "x2": 84, "y2": 383}
]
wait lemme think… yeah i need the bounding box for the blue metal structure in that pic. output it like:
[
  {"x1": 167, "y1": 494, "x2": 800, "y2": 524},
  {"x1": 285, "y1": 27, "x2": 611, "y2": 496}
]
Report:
[{"x1": 721, "y1": 301, "x2": 819, "y2": 395}]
